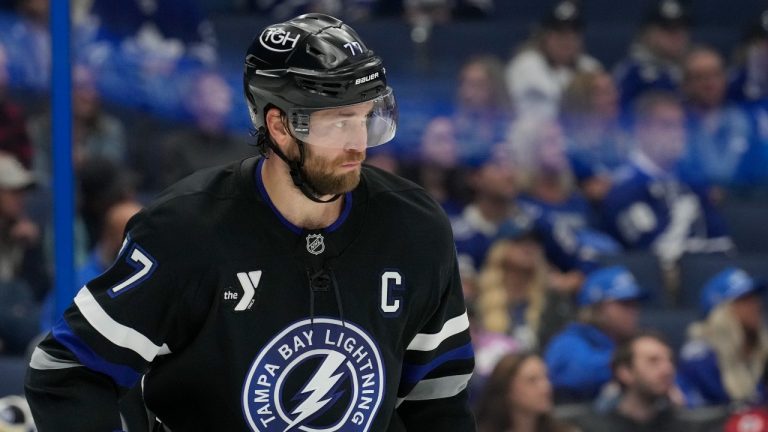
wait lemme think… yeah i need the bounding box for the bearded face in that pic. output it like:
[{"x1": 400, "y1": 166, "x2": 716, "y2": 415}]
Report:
[{"x1": 287, "y1": 141, "x2": 366, "y2": 196}]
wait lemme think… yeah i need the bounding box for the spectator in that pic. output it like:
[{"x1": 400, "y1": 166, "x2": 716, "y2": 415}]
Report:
[
  {"x1": 77, "y1": 158, "x2": 137, "y2": 250},
  {"x1": 560, "y1": 70, "x2": 631, "y2": 203},
  {"x1": 678, "y1": 267, "x2": 768, "y2": 407},
  {"x1": 575, "y1": 333, "x2": 693, "y2": 432},
  {"x1": 40, "y1": 199, "x2": 142, "y2": 330},
  {"x1": 680, "y1": 47, "x2": 756, "y2": 188},
  {"x1": 0, "y1": 153, "x2": 44, "y2": 354},
  {"x1": 0, "y1": 41, "x2": 32, "y2": 169},
  {"x1": 475, "y1": 352, "x2": 579, "y2": 432},
  {"x1": 426, "y1": 55, "x2": 512, "y2": 164},
  {"x1": 0, "y1": 0, "x2": 50, "y2": 90},
  {"x1": 88, "y1": 0, "x2": 217, "y2": 67},
  {"x1": 508, "y1": 117, "x2": 622, "y2": 273},
  {"x1": 0, "y1": 152, "x2": 46, "y2": 297},
  {"x1": 544, "y1": 265, "x2": 644, "y2": 403},
  {"x1": 726, "y1": 13, "x2": 768, "y2": 186},
  {"x1": 450, "y1": 148, "x2": 527, "y2": 270},
  {"x1": 613, "y1": 0, "x2": 691, "y2": 110},
  {"x1": 475, "y1": 226, "x2": 578, "y2": 351},
  {"x1": 81, "y1": 0, "x2": 217, "y2": 116},
  {"x1": 505, "y1": 0, "x2": 600, "y2": 119},
  {"x1": 399, "y1": 117, "x2": 467, "y2": 216},
  {"x1": 601, "y1": 92, "x2": 733, "y2": 264},
  {"x1": 28, "y1": 64, "x2": 127, "y2": 186},
  {"x1": 157, "y1": 70, "x2": 252, "y2": 190},
  {"x1": 727, "y1": 9, "x2": 768, "y2": 104}
]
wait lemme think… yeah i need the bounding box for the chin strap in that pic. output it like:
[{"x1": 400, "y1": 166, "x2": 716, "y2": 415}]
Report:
[{"x1": 258, "y1": 127, "x2": 341, "y2": 204}]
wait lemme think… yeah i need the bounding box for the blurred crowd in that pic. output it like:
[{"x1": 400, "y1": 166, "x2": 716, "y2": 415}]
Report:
[{"x1": 1, "y1": 0, "x2": 768, "y2": 430}]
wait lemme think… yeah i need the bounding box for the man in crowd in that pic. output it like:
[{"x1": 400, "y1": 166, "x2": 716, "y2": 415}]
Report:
[
  {"x1": 545, "y1": 265, "x2": 644, "y2": 403},
  {"x1": 575, "y1": 333, "x2": 696, "y2": 431}
]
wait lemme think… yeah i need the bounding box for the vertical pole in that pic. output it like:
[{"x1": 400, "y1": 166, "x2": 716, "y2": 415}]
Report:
[{"x1": 51, "y1": 0, "x2": 74, "y2": 320}]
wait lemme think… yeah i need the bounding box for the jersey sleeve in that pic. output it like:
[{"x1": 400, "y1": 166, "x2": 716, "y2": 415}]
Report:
[
  {"x1": 25, "y1": 207, "x2": 214, "y2": 431},
  {"x1": 396, "y1": 253, "x2": 476, "y2": 431}
]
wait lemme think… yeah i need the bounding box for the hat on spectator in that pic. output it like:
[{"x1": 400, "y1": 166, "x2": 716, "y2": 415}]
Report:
[
  {"x1": 0, "y1": 154, "x2": 34, "y2": 190},
  {"x1": 578, "y1": 265, "x2": 646, "y2": 307},
  {"x1": 700, "y1": 267, "x2": 766, "y2": 316},
  {"x1": 644, "y1": 0, "x2": 691, "y2": 29},
  {"x1": 540, "y1": 0, "x2": 584, "y2": 31},
  {"x1": 725, "y1": 408, "x2": 768, "y2": 432}
]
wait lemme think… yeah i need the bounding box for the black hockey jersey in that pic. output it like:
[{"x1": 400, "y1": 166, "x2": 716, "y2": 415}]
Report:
[{"x1": 26, "y1": 157, "x2": 476, "y2": 431}]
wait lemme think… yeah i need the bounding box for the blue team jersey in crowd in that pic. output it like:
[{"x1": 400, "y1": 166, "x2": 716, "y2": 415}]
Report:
[
  {"x1": 601, "y1": 155, "x2": 731, "y2": 255},
  {"x1": 517, "y1": 194, "x2": 621, "y2": 272}
]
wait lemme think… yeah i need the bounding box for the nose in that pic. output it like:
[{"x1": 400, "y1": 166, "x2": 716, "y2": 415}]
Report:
[{"x1": 343, "y1": 122, "x2": 367, "y2": 151}]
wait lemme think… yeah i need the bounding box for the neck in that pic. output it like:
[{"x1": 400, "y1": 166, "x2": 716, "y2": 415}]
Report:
[
  {"x1": 261, "y1": 156, "x2": 345, "y2": 229},
  {"x1": 510, "y1": 410, "x2": 539, "y2": 432},
  {"x1": 618, "y1": 390, "x2": 658, "y2": 423}
]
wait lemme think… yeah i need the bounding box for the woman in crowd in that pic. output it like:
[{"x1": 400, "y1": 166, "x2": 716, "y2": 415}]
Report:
[
  {"x1": 475, "y1": 352, "x2": 579, "y2": 432},
  {"x1": 678, "y1": 267, "x2": 768, "y2": 407},
  {"x1": 474, "y1": 228, "x2": 577, "y2": 351}
]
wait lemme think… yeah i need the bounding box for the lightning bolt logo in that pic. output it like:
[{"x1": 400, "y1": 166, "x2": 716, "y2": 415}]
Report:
[{"x1": 284, "y1": 351, "x2": 347, "y2": 431}]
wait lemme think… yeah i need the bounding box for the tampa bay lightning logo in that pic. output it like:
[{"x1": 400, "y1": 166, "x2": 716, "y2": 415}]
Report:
[{"x1": 242, "y1": 318, "x2": 385, "y2": 431}]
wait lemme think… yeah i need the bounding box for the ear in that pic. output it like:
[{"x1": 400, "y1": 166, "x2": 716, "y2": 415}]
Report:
[
  {"x1": 265, "y1": 107, "x2": 292, "y2": 148},
  {"x1": 616, "y1": 365, "x2": 633, "y2": 387}
]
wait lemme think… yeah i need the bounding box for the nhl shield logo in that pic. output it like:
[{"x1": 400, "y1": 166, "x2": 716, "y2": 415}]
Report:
[{"x1": 306, "y1": 234, "x2": 325, "y2": 255}]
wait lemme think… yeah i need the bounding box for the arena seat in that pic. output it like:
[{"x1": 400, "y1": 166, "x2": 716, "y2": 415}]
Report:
[{"x1": 720, "y1": 199, "x2": 768, "y2": 253}]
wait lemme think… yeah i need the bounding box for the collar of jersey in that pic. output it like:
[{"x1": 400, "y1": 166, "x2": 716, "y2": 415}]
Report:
[{"x1": 254, "y1": 157, "x2": 353, "y2": 235}]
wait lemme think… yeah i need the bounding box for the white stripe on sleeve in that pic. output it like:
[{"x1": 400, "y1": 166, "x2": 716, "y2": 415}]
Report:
[
  {"x1": 29, "y1": 347, "x2": 81, "y2": 370},
  {"x1": 406, "y1": 312, "x2": 469, "y2": 352},
  {"x1": 74, "y1": 287, "x2": 171, "y2": 362},
  {"x1": 396, "y1": 373, "x2": 472, "y2": 406}
]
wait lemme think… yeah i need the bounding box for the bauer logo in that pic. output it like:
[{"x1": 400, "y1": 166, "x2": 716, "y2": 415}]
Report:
[
  {"x1": 354, "y1": 72, "x2": 379, "y2": 86},
  {"x1": 242, "y1": 318, "x2": 384, "y2": 431},
  {"x1": 260, "y1": 27, "x2": 301, "y2": 52}
]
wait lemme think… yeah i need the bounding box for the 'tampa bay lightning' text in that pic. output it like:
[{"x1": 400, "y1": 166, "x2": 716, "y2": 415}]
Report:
[{"x1": 250, "y1": 327, "x2": 378, "y2": 428}]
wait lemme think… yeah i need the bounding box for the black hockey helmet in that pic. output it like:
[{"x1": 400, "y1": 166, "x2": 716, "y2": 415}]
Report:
[{"x1": 244, "y1": 13, "x2": 397, "y2": 149}]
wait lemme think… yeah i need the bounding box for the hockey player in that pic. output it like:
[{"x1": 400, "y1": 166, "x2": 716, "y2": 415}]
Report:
[{"x1": 25, "y1": 14, "x2": 475, "y2": 431}]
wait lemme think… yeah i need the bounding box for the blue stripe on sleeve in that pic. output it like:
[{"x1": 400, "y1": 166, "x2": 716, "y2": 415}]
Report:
[
  {"x1": 52, "y1": 318, "x2": 142, "y2": 388},
  {"x1": 400, "y1": 343, "x2": 475, "y2": 386}
]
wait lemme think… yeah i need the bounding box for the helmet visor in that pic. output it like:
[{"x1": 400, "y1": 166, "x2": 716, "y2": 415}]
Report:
[{"x1": 287, "y1": 87, "x2": 397, "y2": 149}]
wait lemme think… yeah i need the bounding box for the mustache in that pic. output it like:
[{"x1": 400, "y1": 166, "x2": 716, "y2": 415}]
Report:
[{"x1": 338, "y1": 152, "x2": 365, "y2": 164}]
